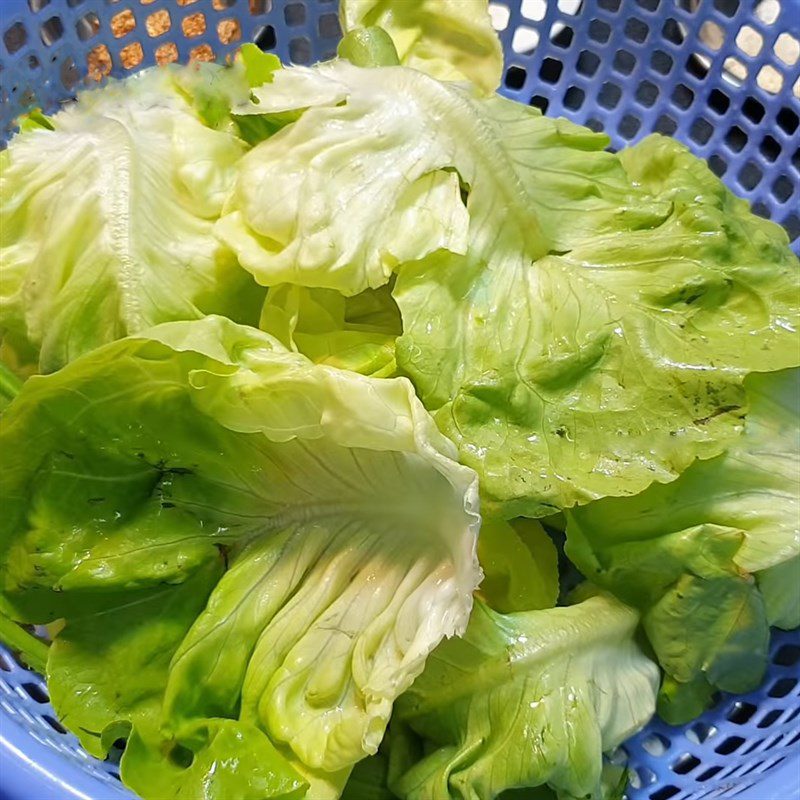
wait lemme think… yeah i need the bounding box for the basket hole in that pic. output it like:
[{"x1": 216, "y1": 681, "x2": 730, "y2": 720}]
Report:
[
  {"x1": 723, "y1": 56, "x2": 748, "y2": 81},
  {"x1": 651, "y1": 49, "x2": 673, "y2": 75},
  {"x1": 529, "y1": 94, "x2": 549, "y2": 113},
  {"x1": 4, "y1": 22, "x2": 28, "y2": 54},
  {"x1": 254, "y1": 24, "x2": 276, "y2": 50},
  {"x1": 688, "y1": 721, "x2": 718, "y2": 744},
  {"x1": 758, "y1": 708, "x2": 783, "y2": 728},
  {"x1": 713, "y1": 0, "x2": 740, "y2": 18},
  {"x1": 613, "y1": 48, "x2": 636, "y2": 75},
  {"x1": 539, "y1": 57, "x2": 563, "y2": 84},
  {"x1": 672, "y1": 753, "x2": 700, "y2": 774},
  {"x1": 563, "y1": 85, "x2": 585, "y2": 110},
  {"x1": 28, "y1": 0, "x2": 50, "y2": 10},
  {"x1": 769, "y1": 677, "x2": 798, "y2": 697},
  {"x1": 489, "y1": 4, "x2": 510, "y2": 31},
  {"x1": 512, "y1": 26, "x2": 539, "y2": 54},
  {"x1": 724, "y1": 124, "x2": 748, "y2": 152},
  {"x1": 28, "y1": 54, "x2": 40, "y2": 69},
  {"x1": 670, "y1": 82, "x2": 694, "y2": 110},
  {"x1": 586, "y1": 117, "x2": 604, "y2": 132},
  {"x1": 661, "y1": 18, "x2": 683, "y2": 46},
  {"x1": 635, "y1": 79, "x2": 658, "y2": 106},
  {"x1": 598, "y1": 82, "x2": 622, "y2": 109},
  {"x1": 551, "y1": 24, "x2": 574, "y2": 49},
  {"x1": 577, "y1": 49, "x2": 600, "y2": 76},
  {"x1": 61, "y1": 55, "x2": 79, "y2": 90},
  {"x1": 699, "y1": 20, "x2": 725, "y2": 51},
  {"x1": 737, "y1": 160, "x2": 762, "y2": 190},
  {"x1": 111, "y1": 9, "x2": 135, "y2": 38},
  {"x1": 743, "y1": 97, "x2": 766, "y2": 125},
  {"x1": 786, "y1": 731, "x2": 800, "y2": 747},
  {"x1": 756, "y1": 0, "x2": 780, "y2": 25},
  {"x1": 521, "y1": 0, "x2": 546, "y2": 22},
  {"x1": 249, "y1": 0, "x2": 272, "y2": 14},
  {"x1": 655, "y1": 114, "x2": 677, "y2": 136},
  {"x1": 217, "y1": 18, "x2": 241, "y2": 44},
  {"x1": 709, "y1": 153, "x2": 728, "y2": 176},
  {"x1": 632, "y1": 766, "x2": 657, "y2": 787},
  {"x1": 696, "y1": 765, "x2": 723, "y2": 781},
  {"x1": 212, "y1": 0, "x2": 237, "y2": 8},
  {"x1": 43, "y1": 714, "x2": 67, "y2": 734},
  {"x1": 707, "y1": 87, "x2": 730, "y2": 114},
  {"x1": 76, "y1": 11, "x2": 100, "y2": 41},
  {"x1": 777, "y1": 107, "x2": 799, "y2": 136},
  {"x1": 650, "y1": 786, "x2": 679, "y2": 800},
  {"x1": 642, "y1": 732, "x2": 670, "y2": 756},
  {"x1": 598, "y1": 0, "x2": 622, "y2": 12},
  {"x1": 774, "y1": 644, "x2": 800, "y2": 666},
  {"x1": 120, "y1": 41, "x2": 144, "y2": 69},
  {"x1": 716, "y1": 735, "x2": 745, "y2": 755},
  {"x1": 785, "y1": 213, "x2": 800, "y2": 243},
  {"x1": 636, "y1": 0, "x2": 660, "y2": 10},
  {"x1": 689, "y1": 117, "x2": 713, "y2": 145},
  {"x1": 751, "y1": 201, "x2": 770, "y2": 219},
  {"x1": 735, "y1": 25, "x2": 763, "y2": 57},
  {"x1": 146, "y1": 10, "x2": 171, "y2": 38},
  {"x1": 774, "y1": 33, "x2": 800, "y2": 66},
  {"x1": 87, "y1": 43, "x2": 112, "y2": 81},
  {"x1": 67, "y1": 0, "x2": 85, "y2": 6},
  {"x1": 182, "y1": 12, "x2": 206, "y2": 39},
  {"x1": 757, "y1": 64, "x2": 783, "y2": 94},
  {"x1": 21, "y1": 681, "x2": 49, "y2": 704},
  {"x1": 772, "y1": 175, "x2": 794, "y2": 203},
  {"x1": 155, "y1": 42, "x2": 179, "y2": 64},
  {"x1": 289, "y1": 36, "x2": 311, "y2": 64},
  {"x1": 618, "y1": 114, "x2": 641, "y2": 140},
  {"x1": 189, "y1": 44, "x2": 215, "y2": 62},
  {"x1": 177, "y1": 0, "x2": 200, "y2": 5},
  {"x1": 685, "y1": 53, "x2": 708, "y2": 80},
  {"x1": 728, "y1": 701, "x2": 758, "y2": 724},
  {"x1": 785, "y1": 706, "x2": 800, "y2": 724},
  {"x1": 505, "y1": 65, "x2": 527, "y2": 90},
  {"x1": 318, "y1": 13, "x2": 340, "y2": 39},
  {"x1": 284, "y1": 2, "x2": 305, "y2": 26},
  {"x1": 588, "y1": 19, "x2": 611, "y2": 43},
  {"x1": 624, "y1": 17, "x2": 648, "y2": 43},
  {"x1": 557, "y1": 0, "x2": 581, "y2": 13}
]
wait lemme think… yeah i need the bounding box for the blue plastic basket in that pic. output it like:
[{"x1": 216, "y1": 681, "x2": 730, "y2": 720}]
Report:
[{"x1": 0, "y1": 1, "x2": 798, "y2": 799}]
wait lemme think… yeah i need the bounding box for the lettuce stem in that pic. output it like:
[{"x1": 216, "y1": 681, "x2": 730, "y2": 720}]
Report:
[
  {"x1": 0, "y1": 614, "x2": 49, "y2": 674},
  {"x1": 0, "y1": 361, "x2": 23, "y2": 409}
]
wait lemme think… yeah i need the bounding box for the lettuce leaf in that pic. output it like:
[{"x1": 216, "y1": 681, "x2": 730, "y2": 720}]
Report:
[
  {"x1": 0, "y1": 316, "x2": 480, "y2": 796},
  {"x1": 396, "y1": 136, "x2": 800, "y2": 517},
  {"x1": 217, "y1": 60, "x2": 799, "y2": 517},
  {"x1": 339, "y1": 0, "x2": 503, "y2": 92},
  {"x1": 476, "y1": 518, "x2": 559, "y2": 612},
  {"x1": 566, "y1": 370, "x2": 798, "y2": 721},
  {"x1": 0, "y1": 66, "x2": 263, "y2": 374},
  {"x1": 393, "y1": 594, "x2": 658, "y2": 800},
  {"x1": 260, "y1": 283, "x2": 402, "y2": 377}
]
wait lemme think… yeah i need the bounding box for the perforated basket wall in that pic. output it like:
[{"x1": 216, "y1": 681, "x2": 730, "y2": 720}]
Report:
[{"x1": 0, "y1": 1, "x2": 799, "y2": 800}]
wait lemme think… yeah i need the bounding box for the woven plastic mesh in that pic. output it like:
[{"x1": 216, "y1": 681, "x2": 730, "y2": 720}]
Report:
[{"x1": 0, "y1": 1, "x2": 799, "y2": 799}]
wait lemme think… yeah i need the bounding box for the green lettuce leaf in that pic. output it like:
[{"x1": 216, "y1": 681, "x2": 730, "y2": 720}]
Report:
[
  {"x1": 393, "y1": 594, "x2": 658, "y2": 800},
  {"x1": 758, "y1": 557, "x2": 800, "y2": 630},
  {"x1": 566, "y1": 370, "x2": 799, "y2": 720},
  {"x1": 217, "y1": 60, "x2": 798, "y2": 517},
  {"x1": 0, "y1": 66, "x2": 263, "y2": 374},
  {"x1": 396, "y1": 135, "x2": 800, "y2": 517},
  {"x1": 339, "y1": 0, "x2": 503, "y2": 92},
  {"x1": 476, "y1": 518, "x2": 559, "y2": 612},
  {"x1": 260, "y1": 283, "x2": 402, "y2": 377},
  {"x1": 0, "y1": 316, "x2": 480, "y2": 793}
]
